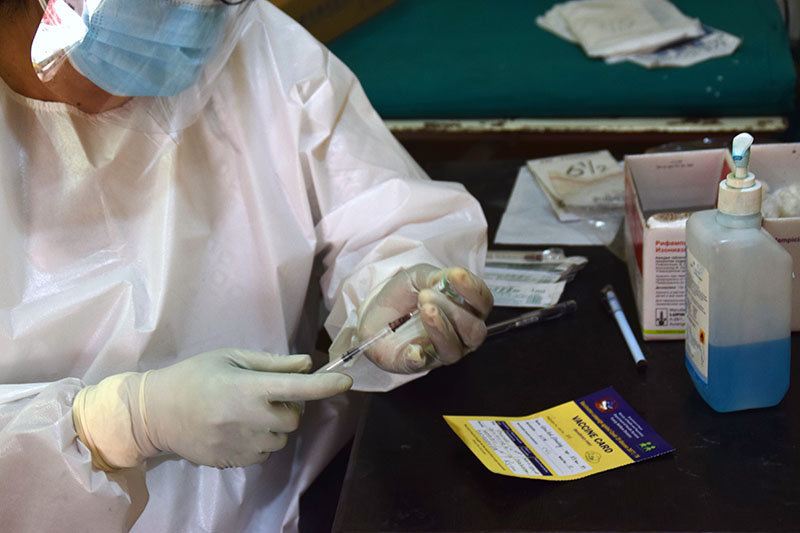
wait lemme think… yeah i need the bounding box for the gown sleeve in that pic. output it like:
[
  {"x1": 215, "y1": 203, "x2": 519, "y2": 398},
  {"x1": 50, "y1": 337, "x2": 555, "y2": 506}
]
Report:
[
  {"x1": 0, "y1": 379, "x2": 148, "y2": 531},
  {"x1": 270, "y1": 16, "x2": 488, "y2": 391}
]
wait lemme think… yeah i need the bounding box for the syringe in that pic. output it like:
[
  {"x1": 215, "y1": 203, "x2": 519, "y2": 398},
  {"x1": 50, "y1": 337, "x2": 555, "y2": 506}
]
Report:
[
  {"x1": 486, "y1": 300, "x2": 576, "y2": 337},
  {"x1": 316, "y1": 310, "x2": 422, "y2": 373},
  {"x1": 316, "y1": 277, "x2": 465, "y2": 374}
]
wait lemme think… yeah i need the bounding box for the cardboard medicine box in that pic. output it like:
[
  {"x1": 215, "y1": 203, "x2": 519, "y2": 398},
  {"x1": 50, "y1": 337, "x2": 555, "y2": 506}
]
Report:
[
  {"x1": 750, "y1": 142, "x2": 800, "y2": 333},
  {"x1": 624, "y1": 149, "x2": 730, "y2": 340},
  {"x1": 624, "y1": 144, "x2": 800, "y2": 340}
]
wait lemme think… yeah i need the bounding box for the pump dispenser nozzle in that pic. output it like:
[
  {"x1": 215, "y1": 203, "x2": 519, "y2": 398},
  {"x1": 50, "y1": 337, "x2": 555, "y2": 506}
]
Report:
[
  {"x1": 718, "y1": 132, "x2": 761, "y2": 216},
  {"x1": 731, "y1": 132, "x2": 754, "y2": 179}
]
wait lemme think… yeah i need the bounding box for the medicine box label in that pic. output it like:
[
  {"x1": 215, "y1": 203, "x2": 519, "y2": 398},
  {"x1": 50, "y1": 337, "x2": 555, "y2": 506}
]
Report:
[
  {"x1": 444, "y1": 387, "x2": 674, "y2": 481},
  {"x1": 649, "y1": 238, "x2": 687, "y2": 332},
  {"x1": 686, "y1": 249, "x2": 710, "y2": 381}
]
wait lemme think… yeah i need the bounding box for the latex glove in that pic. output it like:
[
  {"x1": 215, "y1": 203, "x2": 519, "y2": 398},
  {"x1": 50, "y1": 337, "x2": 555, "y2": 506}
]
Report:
[
  {"x1": 72, "y1": 350, "x2": 352, "y2": 470},
  {"x1": 356, "y1": 264, "x2": 493, "y2": 373}
]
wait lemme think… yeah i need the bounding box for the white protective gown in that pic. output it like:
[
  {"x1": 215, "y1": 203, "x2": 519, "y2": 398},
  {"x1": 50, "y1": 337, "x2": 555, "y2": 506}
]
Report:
[{"x1": 0, "y1": 3, "x2": 487, "y2": 532}]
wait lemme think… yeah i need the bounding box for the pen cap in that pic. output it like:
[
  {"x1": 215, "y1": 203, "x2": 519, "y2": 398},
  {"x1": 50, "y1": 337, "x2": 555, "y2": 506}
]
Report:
[{"x1": 600, "y1": 285, "x2": 621, "y2": 313}]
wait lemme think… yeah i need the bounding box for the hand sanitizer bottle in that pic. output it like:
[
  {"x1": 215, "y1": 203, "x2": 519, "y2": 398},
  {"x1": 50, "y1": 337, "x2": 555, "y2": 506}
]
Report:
[{"x1": 685, "y1": 132, "x2": 792, "y2": 412}]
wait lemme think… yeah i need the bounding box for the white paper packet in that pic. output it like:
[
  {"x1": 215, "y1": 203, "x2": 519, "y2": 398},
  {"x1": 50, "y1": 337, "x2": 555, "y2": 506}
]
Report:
[{"x1": 540, "y1": 0, "x2": 704, "y2": 58}]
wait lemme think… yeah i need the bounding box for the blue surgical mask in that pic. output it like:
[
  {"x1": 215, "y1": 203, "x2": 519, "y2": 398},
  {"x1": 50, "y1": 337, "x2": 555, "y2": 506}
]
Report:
[{"x1": 68, "y1": 0, "x2": 228, "y2": 97}]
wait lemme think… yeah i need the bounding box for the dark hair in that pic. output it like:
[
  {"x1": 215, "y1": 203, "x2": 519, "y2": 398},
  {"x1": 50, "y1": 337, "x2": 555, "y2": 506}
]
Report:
[{"x1": 0, "y1": 0, "x2": 30, "y2": 14}]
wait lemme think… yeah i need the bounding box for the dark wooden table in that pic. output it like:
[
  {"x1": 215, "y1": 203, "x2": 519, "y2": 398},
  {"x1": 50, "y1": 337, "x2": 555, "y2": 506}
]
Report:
[{"x1": 330, "y1": 160, "x2": 800, "y2": 532}]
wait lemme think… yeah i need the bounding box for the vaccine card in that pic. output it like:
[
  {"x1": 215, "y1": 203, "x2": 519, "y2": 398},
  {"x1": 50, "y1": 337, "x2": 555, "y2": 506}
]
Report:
[{"x1": 444, "y1": 387, "x2": 674, "y2": 480}]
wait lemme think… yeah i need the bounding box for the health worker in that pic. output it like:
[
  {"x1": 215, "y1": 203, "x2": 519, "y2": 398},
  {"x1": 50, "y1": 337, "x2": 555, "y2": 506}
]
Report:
[{"x1": 0, "y1": 0, "x2": 494, "y2": 531}]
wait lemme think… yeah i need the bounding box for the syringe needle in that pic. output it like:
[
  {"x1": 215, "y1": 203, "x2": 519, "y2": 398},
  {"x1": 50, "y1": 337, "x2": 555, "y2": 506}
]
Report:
[
  {"x1": 316, "y1": 310, "x2": 419, "y2": 373},
  {"x1": 317, "y1": 276, "x2": 468, "y2": 374}
]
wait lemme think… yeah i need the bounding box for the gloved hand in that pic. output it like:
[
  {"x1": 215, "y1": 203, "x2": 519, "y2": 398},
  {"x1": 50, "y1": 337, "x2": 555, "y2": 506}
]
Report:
[
  {"x1": 72, "y1": 350, "x2": 352, "y2": 470},
  {"x1": 356, "y1": 264, "x2": 493, "y2": 373}
]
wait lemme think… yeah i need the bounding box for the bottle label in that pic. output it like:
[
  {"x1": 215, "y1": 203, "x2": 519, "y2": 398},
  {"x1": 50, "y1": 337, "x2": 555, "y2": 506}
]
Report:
[{"x1": 686, "y1": 250, "x2": 710, "y2": 382}]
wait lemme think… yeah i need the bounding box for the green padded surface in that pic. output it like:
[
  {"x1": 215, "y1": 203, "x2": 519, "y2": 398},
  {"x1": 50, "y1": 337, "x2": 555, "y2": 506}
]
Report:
[{"x1": 328, "y1": 0, "x2": 796, "y2": 118}]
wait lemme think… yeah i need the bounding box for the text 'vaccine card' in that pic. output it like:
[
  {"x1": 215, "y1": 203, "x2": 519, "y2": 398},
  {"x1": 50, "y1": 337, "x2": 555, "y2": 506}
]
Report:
[{"x1": 444, "y1": 387, "x2": 674, "y2": 480}]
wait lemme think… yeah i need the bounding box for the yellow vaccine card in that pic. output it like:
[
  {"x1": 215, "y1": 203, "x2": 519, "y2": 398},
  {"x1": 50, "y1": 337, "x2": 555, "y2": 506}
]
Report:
[{"x1": 444, "y1": 387, "x2": 674, "y2": 481}]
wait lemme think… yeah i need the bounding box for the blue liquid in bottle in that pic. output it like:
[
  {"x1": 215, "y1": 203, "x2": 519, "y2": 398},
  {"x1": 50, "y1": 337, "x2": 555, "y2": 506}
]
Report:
[{"x1": 686, "y1": 338, "x2": 791, "y2": 412}]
